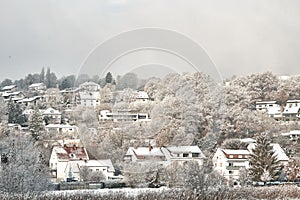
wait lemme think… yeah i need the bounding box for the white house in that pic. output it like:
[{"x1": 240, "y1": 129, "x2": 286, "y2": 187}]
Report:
[
  {"x1": 124, "y1": 146, "x2": 206, "y2": 167},
  {"x1": 0, "y1": 85, "x2": 17, "y2": 95},
  {"x1": 162, "y1": 146, "x2": 206, "y2": 166},
  {"x1": 2, "y1": 91, "x2": 25, "y2": 102},
  {"x1": 256, "y1": 101, "x2": 282, "y2": 120},
  {"x1": 45, "y1": 124, "x2": 78, "y2": 135},
  {"x1": 282, "y1": 130, "x2": 300, "y2": 141},
  {"x1": 28, "y1": 83, "x2": 47, "y2": 92},
  {"x1": 17, "y1": 96, "x2": 43, "y2": 107},
  {"x1": 124, "y1": 146, "x2": 167, "y2": 166},
  {"x1": 79, "y1": 81, "x2": 100, "y2": 91},
  {"x1": 212, "y1": 148, "x2": 250, "y2": 182},
  {"x1": 79, "y1": 91, "x2": 101, "y2": 107},
  {"x1": 42, "y1": 107, "x2": 62, "y2": 124},
  {"x1": 282, "y1": 100, "x2": 300, "y2": 121},
  {"x1": 49, "y1": 144, "x2": 115, "y2": 182},
  {"x1": 99, "y1": 109, "x2": 150, "y2": 122},
  {"x1": 134, "y1": 91, "x2": 149, "y2": 102}
]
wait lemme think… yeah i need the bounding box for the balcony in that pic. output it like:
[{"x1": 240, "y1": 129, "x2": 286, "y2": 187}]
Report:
[{"x1": 226, "y1": 166, "x2": 242, "y2": 170}]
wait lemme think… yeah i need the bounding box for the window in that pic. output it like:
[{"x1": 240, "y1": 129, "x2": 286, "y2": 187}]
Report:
[
  {"x1": 229, "y1": 155, "x2": 233, "y2": 158},
  {"x1": 183, "y1": 153, "x2": 189, "y2": 157},
  {"x1": 96, "y1": 169, "x2": 99, "y2": 172},
  {"x1": 228, "y1": 162, "x2": 233, "y2": 166},
  {"x1": 192, "y1": 153, "x2": 200, "y2": 157},
  {"x1": 229, "y1": 171, "x2": 233, "y2": 174},
  {"x1": 238, "y1": 155, "x2": 243, "y2": 158}
]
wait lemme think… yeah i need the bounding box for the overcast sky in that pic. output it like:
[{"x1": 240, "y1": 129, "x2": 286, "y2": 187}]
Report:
[{"x1": 1, "y1": 0, "x2": 300, "y2": 81}]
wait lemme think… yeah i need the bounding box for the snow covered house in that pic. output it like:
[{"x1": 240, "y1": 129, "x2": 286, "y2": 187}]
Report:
[
  {"x1": 282, "y1": 100, "x2": 300, "y2": 121},
  {"x1": 212, "y1": 148, "x2": 250, "y2": 182},
  {"x1": 255, "y1": 101, "x2": 282, "y2": 120},
  {"x1": 79, "y1": 91, "x2": 101, "y2": 107},
  {"x1": 28, "y1": 82, "x2": 47, "y2": 92},
  {"x1": 281, "y1": 130, "x2": 300, "y2": 141},
  {"x1": 17, "y1": 96, "x2": 43, "y2": 107},
  {"x1": 134, "y1": 91, "x2": 149, "y2": 102},
  {"x1": 162, "y1": 146, "x2": 206, "y2": 166},
  {"x1": 99, "y1": 109, "x2": 150, "y2": 122},
  {"x1": 49, "y1": 144, "x2": 115, "y2": 182},
  {"x1": 2, "y1": 91, "x2": 25, "y2": 102},
  {"x1": 42, "y1": 107, "x2": 62, "y2": 124},
  {"x1": 0, "y1": 85, "x2": 17, "y2": 95},
  {"x1": 124, "y1": 146, "x2": 167, "y2": 166},
  {"x1": 45, "y1": 124, "x2": 78, "y2": 135},
  {"x1": 79, "y1": 81, "x2": 100, "y2": 92}
]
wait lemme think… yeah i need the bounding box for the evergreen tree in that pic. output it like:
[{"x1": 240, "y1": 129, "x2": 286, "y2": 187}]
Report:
[
  {"x1": 105, "y1": 72, "x2": 113, "y2": 84},
  {"x1": 7, "y1": 99, "x2": 24, "y2": 125},
  {"x1": 40, "y1": 67, "x2": 45, "y2": 83},
  {"x1": 249, "y1": 133, "x2": 281, "y2": 183},
  {"x1": 28, "y1": 107, "x2": 45, "y2": 140},
  {"x1": 45, "y1": 67, "x2": 51, "y2": 88}
]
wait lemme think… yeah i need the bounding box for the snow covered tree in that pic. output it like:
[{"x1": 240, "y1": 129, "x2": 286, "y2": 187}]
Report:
[
  {"x1": 249, "y1": 133, "x2": 281, "y2": 183},
  {"x1": 28, "y1": 107, "x2": 45, "y2": 140},
  {"x1": 7, "y1": 99, "x2": 26, "y2": 125},
  {"x1": 285, "y1": 158, "x2": 300, "y2": 182},
  {"x1": 0, "y1": 133, "x2": 52, "y2": 194}
]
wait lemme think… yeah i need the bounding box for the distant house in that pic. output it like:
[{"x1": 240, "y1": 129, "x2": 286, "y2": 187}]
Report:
[
  {"x1": 0, "y1": 85, "x2": 17, "y2": 96},
  {"x1": 124, "y1": 145, "x2": 206, "y2": 167},
  {"x1": 28, "y1": 83, "x2": 47, "y2": 92},
  {"x1": 256, "y1": 101, "x2": 282, "y2": 120},
  {"x1": 79, "y1": 91, "x2": 101, "y2": 107},
  {"x1": 45, "y1": 124, "x2": 78, "y2": 135},
  {"x1": 2, "y1": 91, "x2": 25, "y2": 102},
  {"x1": 281, "y1": 130, "x2": 300, "y2": 141},
  {"x1": 17, "y1": 96, "x2": 43, "y2": 107},
  {"x1": 79, "y1": 81, "x2": 100, "y2": 92},
  {"x1": 99, "y1": 109, "x2": 150, "y2": 122},
  {"x1": 134, "y1": 91, "x2": 149, "y2": 102},
  {"x1": 212, "y1": 148, "x2": 250, "y2": 182},
  {"x1": 282, "y1": 100, "x2": 300, "y2": 121},
  {"x1": 42, "y1": 107, "x2": 62, "y2": 124},
  {"x1": 124, "y1": 146, "x2": 167, "y2": 166},
  {"x1": 162, "y1": 146, "x2": 206, "y2": 166},
  {"x1": 49, "y1": 144, "x2": 115, "y2": 182}
]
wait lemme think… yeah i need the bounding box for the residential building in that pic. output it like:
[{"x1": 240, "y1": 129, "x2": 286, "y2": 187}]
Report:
[
  {"x1": 2, "y1": 91, "x2": 25, "y2": 102},
  {"x1": 162, "y1": 146, "x2": 206, "y2": 166},
  {"x1": 212, "y1": 148, "x2": 250, "y2": 182},
  {"x1": 79, "y1": 81, "x2": 100, "y2": 91},
  {"x1": 134, "y1": 91, "x2": 149, "y2": 102},
  {"x1": 282, "y1": 100, "x2": 300, "y2": 121},
  {"x1": 45, "y1": 124, "x2": 78, "y2": 135},
  {"x1": 256, "y1": 101, "x2": 282, "y2": 120},
  {"x1": 42, "y1": 107, "x2": 62, "y2": 124},
  {"x1": 281, "y1": 130, "x2": 300, "y2": 141},
  {"x1": 79, "y1": 91, "x2": 101, "y2": 107},
  {"x1": 99, "y1": 109, "x2": 150, "y2": 122},
  {"x1": 0, "y1": 85, "x2": 17, "y2": 95},
  {"x1": 17, "y1": 96, "x2": 43, "y2": 107},
  {"x1": 28, "y1": 83, "x2": 47, "y2": 92}
]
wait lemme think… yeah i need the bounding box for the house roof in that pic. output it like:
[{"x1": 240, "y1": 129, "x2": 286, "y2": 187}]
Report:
[
  {"x1": 29, "y1": 83, "x2": 46, "y2": 88},
  {"x1": 53, "y1": 146, "x2": 89, "y2": 160},
  {"x1": 1, "y1": 85, "x2": 16, "y2": 91},
  {"x1": 17, "y1": 96, "x2": 42, "y2": 103},
  {"x1": 2, "y1": 91, "x2": 23, "y2": 97},
  {"x1": 46, "y1": 124, "x2": 77, "y2": 129},
  {"x1": 256, "y1": 101, "x2": 277, "y2": 105},
  {"x1": 222, "y1": 149, "x2": 250, "y2": 155},
  {"x1": 85, "y1": 159, "x2": 115, "y2": 172},
  {"x1": 286, "y1": 100, "x2": 300, "y2": 103},
  {"x1": 126, "y1": 147, "x2": 165, "y2": 157},
  {"x1": 79, "y1": 81, "x2": 100, "y2": 88},
  {"x1": 282, "y1": 130, "x2": 300, "y2": 136},
  {"x1": 43, "y1": 107, "x2": 61, "y2": 115},
  {"x1": 268, "y1": 107, "x2": 282, "y2": 115},
  {"x1": 165, "y1": 146, "x2": 205, "y2": 155}
]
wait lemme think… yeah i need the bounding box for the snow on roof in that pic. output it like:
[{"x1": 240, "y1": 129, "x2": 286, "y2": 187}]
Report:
[
  {"x1": 2, "y1": 91, "x2": 23, "y2": 97},
  {"x1": 86, "y1": 159, "x2": 115, "y2": 172},
  {"x1": 282, "y1": 130, "x2": 300, "y2": 136},
  {"x1": 127, "y1": 147, "x2": 164, "y2": 157},
  {"x1": 46, "y1": 124, "x2": 77, "y2": 129},
  {"x1": 29, "y1": 83, "x2": 46, "y2": 88},
  {"x1": 79, "y1": 81, "x2": 100, "y2": 88},
  {"x1": 53, "y1": 146, "x2": 89, "y2": 160},
  {"x1": 222, "y1": 149, "x2": 250, "y2": 155},
  {"x1": 256, "y1": 101, "x2": 277, "y2": 104},
  {"x1": 1, "y1": 85, "x2": 16, "y2": 90},
  {"x1": 286, "y1": 100, "x2": 300, "y2": 103},
  {"x1": 43, "y1": 107, "x2": 61, "y2": 115},
  {"x1": 165, "y1": 146, "x2": 201, "y2": 153},
  {"x1": 271, "y1": 143, "x2": 289, "y2": 161},
  {"x1": 267, "y1": 107, "x2": 282, "y2": 115},
  {"x1": 136, "y1": 91, "x2": 149, "y2": 99},
  {"x1": 240, "y1": 138, "x2": 256, "y2": 143},
  {"x1": 17, "y1": 96, "x2": 42, "y2": 103}
]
